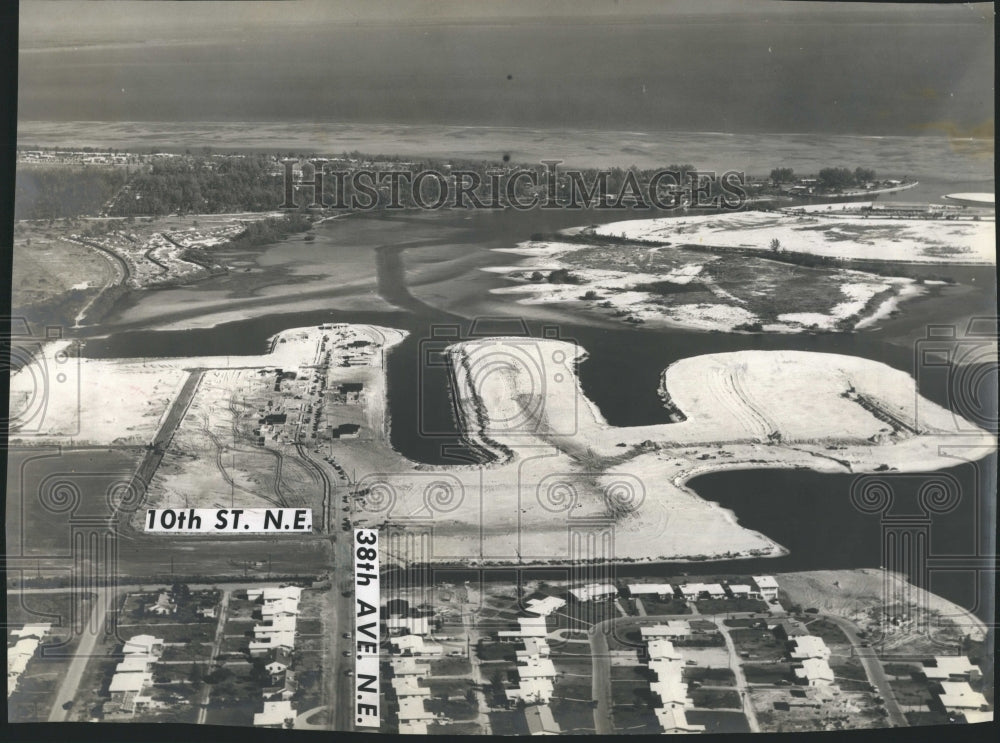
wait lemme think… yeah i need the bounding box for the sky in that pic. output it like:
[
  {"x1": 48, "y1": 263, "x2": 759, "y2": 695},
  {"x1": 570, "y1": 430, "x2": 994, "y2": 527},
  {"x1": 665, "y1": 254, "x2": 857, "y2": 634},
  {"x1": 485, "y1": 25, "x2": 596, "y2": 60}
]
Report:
[{"x1": 16, "y1": 0, "x2": 995, "y2": 136}]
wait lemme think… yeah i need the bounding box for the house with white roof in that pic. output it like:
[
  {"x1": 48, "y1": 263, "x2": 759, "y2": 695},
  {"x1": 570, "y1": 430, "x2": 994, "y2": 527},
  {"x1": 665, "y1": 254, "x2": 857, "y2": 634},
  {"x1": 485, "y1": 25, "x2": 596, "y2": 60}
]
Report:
[
  {"x1": 922, "y1": 656, "x2": 981, "y2": 682},
  {"x1": 524, "y1": 703, "x2": 562, "y2": 735},
  {"x1": 498, "y1": 615, "x2": 549, "y2": 641},
  {"x1": 392, "y1": 676, "x2": 431, "y2": 697},
  {"x1": 937, "y1": 681, "x2": 989, "y2": 712},
  {"x1": 107, "y1": 671, "x2": 154, "y2": 715},
  {"x1": 386, "y1": 614, "x2": 431, "y2": 636},
  {"x1": 390, "y1": 657, "x2": 430, "y2": 676},
  {"x1": 398, "y1": 695, "x2": 436, "y2": 722},
  {"x1": 399, "y1": 721, "x2": 429, "y2": 735},
  {"x1": 727, "y1": 584, "x2": 752, "y2": 598},
  {"x1": 248, "y1": 586, "x2": 302, "y2": 604},
  {"x1": 702, "y1": 583, "x2": 726, "y2": 599},
  {"x1": 568, "y1": 583, "x2": 618, "y2": 602},
  {"x1": 752, "y1": 576, "x2": 780, "y2": 600},
  {"x1": 517, "y1": 657, "x2": 557, "y2": 680},
  {"x1": 147, "y1": 591, "x2": 176, "y2": 616},
  {"x1": 249, "y1": 632, "x2": 296, "y2": 656},
  {"x1": 505, "y1": 677, "x2": 554, "y2": 705},
  {"x1": 262, "y1": 598, "x2": 300, "y2": 621},
  {"x1": 790, "y1": 636, "x2": 831, "y2": 661},
  {"x1": 641, "y1": 622, "x2": 691, "y2": 639},
  {"x1": 525, "y1": 596, "x2": 566, "y2": 616},
  {"x1": 679, "y1": 583, "x2": 705, "y2": 601},
  {"x1": 655, "y1": 704, "x2": 706, "y2": 734},
  {"x1": 123, "y1": 635, "x2": 164, "y2": 657},
  {"x1": 626, "y1": 583, "x2": 675, "y2": 599},
  {"x1": 391, "y1": 634, "x2": 443, "y2": 657},
  {"x1": 116, "y1": 655, "x2": 155, "y2": 674},
  {"x1": 11, "y1": 624, "x2": 51, "y2": 640},
  {"x1": 254, "y1": 615, "x2": 297, "y2": 638},
  {"x1": 253, "y1": 699, "x2": 296, "y2": 728},
  {"x1": 795, "y1": 658, "x2": 835, "y2": 687}
]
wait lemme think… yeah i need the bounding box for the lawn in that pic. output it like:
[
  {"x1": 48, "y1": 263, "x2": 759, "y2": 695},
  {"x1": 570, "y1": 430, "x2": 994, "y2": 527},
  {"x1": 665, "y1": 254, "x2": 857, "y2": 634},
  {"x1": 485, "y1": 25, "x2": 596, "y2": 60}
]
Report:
[
  {"x1": 428, "y1": 722, "x2": 481, "y2": 735},
  {"x1": 697, "y1": 598, "x2": 769, "y2": 615},
  {"x1": 830, "y1": 657, "x2": 872, "y2": 691},
  {"x1": 639, "y1": 597, "x2": 691, "y2": 615},
  {"x1": 729, "y1": 628, "x2": 787, "y2": 661},
  {"x1": 550, "y1": 697, "x2": 597, "y2": 734},
  {"x1": 684, "y1": 666, "x2": 736, "y2": 686},
  {"x1": 423, "y1": 678, "x2": 475, "y2": 698},
  {"x1": 610, "y1": 679, "x2": 654, "y2": 707},
  {"x1": 118, "y1": 622, "x2": 216, "y2": 644},
  {"x1": 488, "y1": 710, "x2": 528, "y2": 735},
  {"x1": 7, "y1": 591, "x2": 96, "y2": 626},
  {"x1": 425, "y1": 697, "x2": 478, "y2": 720},
  {"x1": 476, "y1": 642, "x2": 517, "y2": 662},
  {"x1": 430, "y1": 655, "x2": 472, "y2": 675},
  {"x1": 611, "y1": 665, "x2": 651, "y2": 681},
  {"x1": 690, "y1": 687, "x2": 742, "y2": 709},
  {"x1": 296, "y1": 618, "x2": 323, "y2": 635},
  {"x1": 686, "y1": 709, "x2": 752, "y2": 733},
  {"x1": 161, "y1": 641, "x2": 213, "y2": 661},
  {"x1": 801, "y1": 618, "x2": 851, "y2": 646},
  {"x1": 889, "y1": 678, "x2": 935, "y2": 707},
  {"x1": 742, "y1": 663, "x2": 794, "y2": 685}
]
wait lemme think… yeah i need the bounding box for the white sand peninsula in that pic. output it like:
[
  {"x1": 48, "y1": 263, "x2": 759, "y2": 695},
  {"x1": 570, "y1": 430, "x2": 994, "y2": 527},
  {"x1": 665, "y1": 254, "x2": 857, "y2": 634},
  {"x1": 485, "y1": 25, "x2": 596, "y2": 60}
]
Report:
[{"x1": 436, "y1": 338, "x2": 995, "y2": 563}]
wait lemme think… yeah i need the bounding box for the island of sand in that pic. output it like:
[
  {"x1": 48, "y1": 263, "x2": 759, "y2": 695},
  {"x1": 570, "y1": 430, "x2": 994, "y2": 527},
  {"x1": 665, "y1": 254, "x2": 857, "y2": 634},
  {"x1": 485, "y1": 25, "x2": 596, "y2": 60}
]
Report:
[
  {"x1": 9, "y1": 327, "x2": 995, "y2": 565},
  {"x1": 487, "y1": 203, "x2": 994, "y2": 333}
]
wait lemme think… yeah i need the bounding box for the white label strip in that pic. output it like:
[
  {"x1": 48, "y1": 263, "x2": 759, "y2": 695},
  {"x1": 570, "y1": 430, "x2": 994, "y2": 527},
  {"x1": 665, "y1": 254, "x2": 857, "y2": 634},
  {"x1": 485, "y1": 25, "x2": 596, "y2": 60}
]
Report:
[
  {"x1": 145, "y1": 508, "x2": 312, "y2": 533},
  {"x1": 354, "y1": 528, "x2": 381, "y2": 728}
]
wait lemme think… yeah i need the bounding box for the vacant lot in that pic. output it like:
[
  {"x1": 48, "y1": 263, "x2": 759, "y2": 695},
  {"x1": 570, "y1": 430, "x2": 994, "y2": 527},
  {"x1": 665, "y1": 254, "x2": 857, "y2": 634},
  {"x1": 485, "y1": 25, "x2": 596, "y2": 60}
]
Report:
[
  {"x1": 729, "y1": 628, "x2": 788, "y2": 661},
  {"x1": 687, "y1": 709, "x2": 752, "y2": 733},
  {"x1": 743, "y1": 663, "x2": 794, "y2": 685},
  {"x1": 691, "y1": 687, "x2": 742, "y2": 709}
]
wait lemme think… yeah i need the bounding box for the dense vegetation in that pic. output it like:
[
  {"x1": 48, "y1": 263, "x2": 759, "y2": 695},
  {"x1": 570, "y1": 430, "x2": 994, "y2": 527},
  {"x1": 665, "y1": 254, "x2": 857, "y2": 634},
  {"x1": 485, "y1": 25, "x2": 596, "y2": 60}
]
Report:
[
  {"x1": 15, "y1": 166, "x2": 128, "y2": 220},
  {"x1": 106, "y1": 155, "x2": 284, "y2": 216},
  {"x1": 225, "y1": 212, "x2": 314, "y2": 250}
]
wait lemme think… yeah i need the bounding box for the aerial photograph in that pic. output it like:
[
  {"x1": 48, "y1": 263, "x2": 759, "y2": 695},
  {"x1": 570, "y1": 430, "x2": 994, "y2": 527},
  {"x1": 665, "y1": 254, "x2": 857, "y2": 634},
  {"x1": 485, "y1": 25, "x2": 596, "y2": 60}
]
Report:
[{"x1": 3, "y1": 0, "x2": 996, "y2": 738}]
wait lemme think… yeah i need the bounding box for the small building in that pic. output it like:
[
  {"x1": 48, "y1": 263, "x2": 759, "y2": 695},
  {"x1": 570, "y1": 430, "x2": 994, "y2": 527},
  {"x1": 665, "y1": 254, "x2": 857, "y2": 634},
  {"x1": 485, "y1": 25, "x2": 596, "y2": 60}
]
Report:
[
  {"x1": 253, "y1": 699, "x2": 296, "y2": 728},
  {"x1": 568, "y1": 583, "x2": 618, "y2": 603},
  {"x1": 752, "y1": 576, "x2": 780, "y2": 600},
  {"x1": 789, "y1": 636, "x2": 831, "y2": 661},
  {"x1": 727, "y1": 584, "x2": 752, "y2": 598},
  {"x1": 654, "y1": 704, "x2": 706, "y2": 734},
  {"x1": 524, "y1": 704, "x2": 562, "y2": 735},
  {"x1": 115, "y1": 655, "x2": 155, "y2": 674},
  {"x1": 391, "y1": 676, "x2": 430, "y2": 697},
  {"x1": 937, "y1": 681, "x2": 989, "y2": 712},
  {"x1": 147, "y1": 591, "x2": 177, "y2": 616},
  {"x1": 506, "y1": 677, "x2": 555, "y2": 705},
  {"x1": 249, "y1": 632, "x2": 296, "y2": 656},
  {"x1": 11, "y1": 624, "x2": 51, "y2": 640},
  {"x1": 399, "y1": 721, "x2": 429, "y2": 735},
  {"x1": 390, "y1": 634, "x2": 443, "y2": 657},
  {"x1": 398, "y1": 695, "x2": 435, "y2": 723},
  {"x1": 641, "y1": 622, "x2": 691, "y2": 640},
  {"x1": 263, "y1": 670, "x2": 298, "y2": 701},
  {"x1": 498, "y1": 615, "x2": 549, "y2": 641},
  {"x1": 386, "y1": 614, "x2": 431, "y2": 636},
  {"x1": 262, "y1": 598, "x2": 300, "y2": 621},
  {"x1": 524, "y1": 596, "x2": 566, "y2": 616},
  {"x1": 795, "y1": 658, "x2": 835, "y2": 687},
  {"x1": 390, "y1": 657, "x2": 430, "y2": 676},
  {"x1": 122, "y1": 635, "x2": 164, "y2": 657},
  {"x1": 626, "y1": 583, "x2": 675, "y2": 599},
  {"x1": 922, "y1": 656, "x2": 982, "y2": 682},
  {"x1": 702, "y1": 583, "x2": 726, "y2": 599}
]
